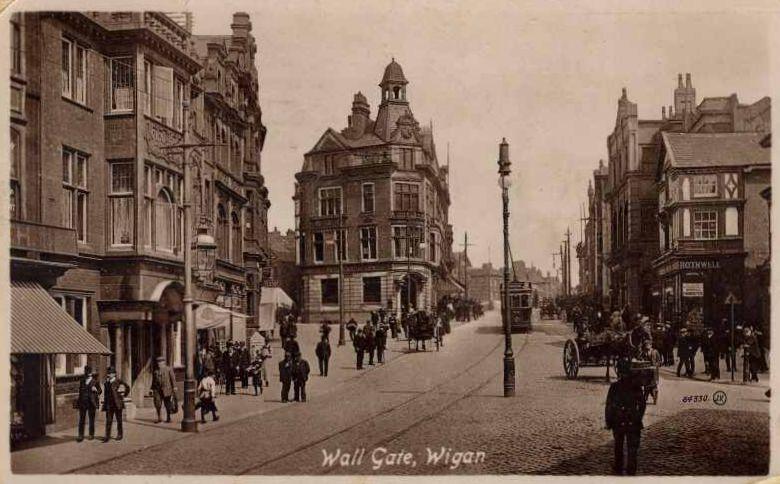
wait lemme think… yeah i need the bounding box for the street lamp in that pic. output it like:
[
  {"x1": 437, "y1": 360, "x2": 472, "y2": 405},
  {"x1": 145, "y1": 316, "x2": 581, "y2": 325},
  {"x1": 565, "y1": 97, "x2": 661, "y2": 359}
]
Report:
[
  {"x1": 498, "y1": 137, "x2": 516, "y2": 397},
  {"x1": 326, "y1": 217, "x2": 347, "y2": 346}
]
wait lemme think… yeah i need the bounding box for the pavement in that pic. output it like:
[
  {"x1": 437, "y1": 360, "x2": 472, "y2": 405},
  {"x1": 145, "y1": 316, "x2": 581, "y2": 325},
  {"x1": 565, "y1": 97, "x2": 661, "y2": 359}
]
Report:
[
  {"x1": 12, "y1": 312, "x2": 770, "y2": 476},
  {"x1": 11, "y1": 320, "x2": 413, "y2": 474}
]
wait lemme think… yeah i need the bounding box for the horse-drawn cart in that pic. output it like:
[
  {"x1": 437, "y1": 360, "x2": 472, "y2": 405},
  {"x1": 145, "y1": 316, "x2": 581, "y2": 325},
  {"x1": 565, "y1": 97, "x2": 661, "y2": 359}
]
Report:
[
  {"x1": 562, "y1": 326, "x2": 659, "y2": 403},
  {"x1": 406, "y1": 313, "x2": 440, "y2": 352}
]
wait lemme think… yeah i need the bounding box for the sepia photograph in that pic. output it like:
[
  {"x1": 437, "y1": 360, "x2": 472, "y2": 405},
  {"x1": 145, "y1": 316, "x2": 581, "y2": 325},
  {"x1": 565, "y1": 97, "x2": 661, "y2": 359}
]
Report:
[{"x1": 3, "y1": 0, "x2": 774, "y2": 479}]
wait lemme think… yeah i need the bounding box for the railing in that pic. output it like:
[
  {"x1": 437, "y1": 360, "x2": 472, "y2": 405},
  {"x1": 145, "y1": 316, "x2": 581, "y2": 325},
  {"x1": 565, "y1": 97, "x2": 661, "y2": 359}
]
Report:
[{"x1": 11, "y1": 220, "x2": 78, "y2": 256}]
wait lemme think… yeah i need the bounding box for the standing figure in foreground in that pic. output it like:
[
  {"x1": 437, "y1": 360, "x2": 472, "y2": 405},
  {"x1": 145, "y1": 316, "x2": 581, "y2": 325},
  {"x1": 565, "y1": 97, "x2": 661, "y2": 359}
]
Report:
[{"x1": 605, "y1": 359, "x2": 646, "y2": 475}]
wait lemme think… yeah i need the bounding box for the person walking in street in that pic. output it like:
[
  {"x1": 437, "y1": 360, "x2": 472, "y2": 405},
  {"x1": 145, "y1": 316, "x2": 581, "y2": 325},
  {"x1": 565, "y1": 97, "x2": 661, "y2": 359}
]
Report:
[
  {"x1": 354, "y1": 328, "x2": 366, "y2": 370},
  {"x1": 637, "y1": 340, "x2": 661, "y2": 404},
  {"x1": 102, "y1": 367, "x2": 130, "y2": 442},
  {"x1": 743, "y1": 327, "x2": 762, "y2": 382},
  {"x1": 279, "y1": 351, "x2": 294, "y2": 403},
  {"x1": 375, "y1": 323, "x2": 387, "y2": 364},
  {"x1": 260, "y1": 343, "x2": 272, "y2": 387},
  {"x1": 222, "y1": 344, "x2": 238, "y2": 395},
  {"x1": 76, "y1": 366, "x2": 101, "y2": 442},
  {"x1": 239, "y1": 343, "x2": 251, "y2": 391},
  {"x1": 197, "y1": 370, "x2": 219, "y2": 422},
  {"x1": 723, "y1": 320, "x2": 739, "y2": 373},
  {"x1": 347, "y1": 317, "x2": 358, "y2": 342},
  {"x1": 662, "y1": 323, "x2": 675, "y2": 366},
  {"x1": 388, "y1": 313, "x2": 398, "y2": 339},
  {"x1": 315, "y1": 335, "x2": 331, "y2": 376},
  {"x1": 250, "y1": 351, "x2": 264, "y2": 396},
  {"x1": 284, "y1": 336, "x2": 301, "y2": 358},
  {"x1": 364, "y1": 323, "x2": 376, "y2": 366},
  {"x1": 292, "y1": 353, "x2": 311, "y2": 402},
  {"x1": 319, "y1": 320, "x2": 332, "y2": 342},
  {"x1": 605, "y1": 359, "x2": 647, "y2": 475},
  {"x1": 701, "y1": 327, "x2": 720, "y2": 380},
  {"x1": 676, "y1": 328, "x2": 697, "y2": 378},
  {"x1": 151, "y1": 356, "x2": 177, "y2": 423}
]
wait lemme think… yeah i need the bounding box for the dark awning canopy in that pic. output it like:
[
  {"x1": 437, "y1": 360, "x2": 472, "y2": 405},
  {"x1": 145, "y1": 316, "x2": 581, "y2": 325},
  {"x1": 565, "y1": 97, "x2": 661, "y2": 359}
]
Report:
[{"x1": 11, "y1": 280, "x2": 112, "y2": 355}]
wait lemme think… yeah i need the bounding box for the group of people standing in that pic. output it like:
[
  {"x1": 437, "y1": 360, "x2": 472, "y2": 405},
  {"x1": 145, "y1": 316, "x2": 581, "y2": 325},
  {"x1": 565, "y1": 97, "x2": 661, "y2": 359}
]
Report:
[{"x1": 74, "y1": 364, "x2": 131, "y2": 442}]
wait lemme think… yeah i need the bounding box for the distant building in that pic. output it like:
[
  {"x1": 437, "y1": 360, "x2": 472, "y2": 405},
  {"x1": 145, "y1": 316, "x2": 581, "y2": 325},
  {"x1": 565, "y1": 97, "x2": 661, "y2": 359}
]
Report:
[
  {"x1": 268, "y1": 227, "x2": 301, "y2": 306},
  {"x1": 467, "y1": 263, "x2": 501, "y2": 306},
  {"x1": 294, "y1": 59, "x2": 455, "y2": 323}
]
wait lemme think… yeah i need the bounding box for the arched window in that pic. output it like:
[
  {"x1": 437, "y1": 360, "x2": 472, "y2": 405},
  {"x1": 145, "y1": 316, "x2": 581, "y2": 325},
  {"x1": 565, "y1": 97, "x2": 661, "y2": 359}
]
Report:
[
  {"x1": 393, "y1": 86, "x2": 401, "y2": 99},
  {"x1": 155, "y1": 188, "x2": 175, "y2": 251},
  {"x1": 231, "y1": 211, "x2": 241, "y2": 262},
  {"x1": 217, "y1": 204, "x2": 228, "y2": 260}
]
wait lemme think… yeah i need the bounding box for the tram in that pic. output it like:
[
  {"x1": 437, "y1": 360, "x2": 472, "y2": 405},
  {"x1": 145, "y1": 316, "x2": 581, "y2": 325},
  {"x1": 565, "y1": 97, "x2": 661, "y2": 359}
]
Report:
[{"x1": 501, "y1": 280, "x2": 533, "y2": 333}]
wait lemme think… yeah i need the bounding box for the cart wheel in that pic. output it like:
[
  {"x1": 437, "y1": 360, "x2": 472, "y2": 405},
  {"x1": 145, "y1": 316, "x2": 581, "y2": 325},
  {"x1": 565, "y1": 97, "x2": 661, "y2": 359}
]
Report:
[{"x1": 563, "y1": 339, "x2": 580, "y2": 379}]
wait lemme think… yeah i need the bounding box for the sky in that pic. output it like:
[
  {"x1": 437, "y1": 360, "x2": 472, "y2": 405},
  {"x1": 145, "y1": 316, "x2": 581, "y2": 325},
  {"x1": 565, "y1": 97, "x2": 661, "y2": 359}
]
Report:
[{"x1": 181, "y1": 0, "x2": 772, "y2": 285}]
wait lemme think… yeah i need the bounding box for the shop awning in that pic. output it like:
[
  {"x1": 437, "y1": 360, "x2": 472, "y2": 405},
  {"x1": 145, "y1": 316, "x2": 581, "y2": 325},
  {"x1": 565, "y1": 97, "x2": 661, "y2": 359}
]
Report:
[
  {"x1": 258, "y1": 287, "x2": 293, "y2": 332},
  {"x1": 194, "y1": 302, "x2": 247, "y2": 330},
  {"x1": 11, "y1": 280, "x2": 112, "y2": 355}
]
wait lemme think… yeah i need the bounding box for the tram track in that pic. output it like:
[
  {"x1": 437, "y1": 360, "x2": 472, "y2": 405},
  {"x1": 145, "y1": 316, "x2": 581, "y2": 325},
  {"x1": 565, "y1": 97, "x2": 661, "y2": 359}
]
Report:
[{"x1": 239, "y1": 331, "x2": 531, "y2": 475}]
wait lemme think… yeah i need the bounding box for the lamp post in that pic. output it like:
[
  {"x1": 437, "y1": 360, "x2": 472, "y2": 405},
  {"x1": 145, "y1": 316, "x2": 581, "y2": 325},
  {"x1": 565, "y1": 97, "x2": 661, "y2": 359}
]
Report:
[
  {"x1": 163, "y1": 99, "x2": 220, "y2": 433},
  {"x1": 498, "y1": 138, "x2": 516, "y2": 397},
  {"x1": 326, "y1": 216, "x2": 347, "y2": 346}
]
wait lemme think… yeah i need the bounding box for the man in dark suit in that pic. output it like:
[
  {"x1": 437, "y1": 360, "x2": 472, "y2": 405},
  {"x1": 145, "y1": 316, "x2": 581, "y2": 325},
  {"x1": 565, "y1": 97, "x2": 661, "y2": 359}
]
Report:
[
  {"x1": 354, "y1": 329, "x2": 365, "y2": 370},
  {"x1": 375, "y1": 324, "x2": 387, "y2": 364},
  {"x1": 292, "y1": 353, "x2": 311, "y2": 402},
  {"x1": 278, "y1": 352, "x2": 293, "y2": 403},
  {"x1": 605, "y1": 359, "x2": 646, "y2": 475},
  {"x1": 315, "y1": 336, "x2": 331, "y2": 376},
  {"x1": 76, "y1": 365, "x2": 101, "y2": 442},
  {"x1": 364, "y1": 323, "x2": 376, "y2": 365},
  {"x1": 222, "y1": 345, "x2": 237, "y2": 395},
  {"x1": 102, "y1": 367, "x2": 130, "y2": 442}
]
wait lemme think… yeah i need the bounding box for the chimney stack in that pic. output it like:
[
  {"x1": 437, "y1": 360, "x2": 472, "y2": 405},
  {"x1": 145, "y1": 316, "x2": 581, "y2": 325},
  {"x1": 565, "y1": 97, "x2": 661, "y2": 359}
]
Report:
[
  {"x1": 685, "y1": 73, "x2": 692, "y2": 88},
  {"x1": 678, "y1": 73, "x2": 683, "y2": 88},
  {"x1": 662, "y1": 106, "x2": 666, "y2": 120}
]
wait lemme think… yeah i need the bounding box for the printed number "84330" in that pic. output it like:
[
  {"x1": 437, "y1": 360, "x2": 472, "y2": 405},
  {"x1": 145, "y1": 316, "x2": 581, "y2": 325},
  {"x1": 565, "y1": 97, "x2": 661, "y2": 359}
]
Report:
[{"x1": 681, "y1": 395, "x2": 708, "y2": 403}]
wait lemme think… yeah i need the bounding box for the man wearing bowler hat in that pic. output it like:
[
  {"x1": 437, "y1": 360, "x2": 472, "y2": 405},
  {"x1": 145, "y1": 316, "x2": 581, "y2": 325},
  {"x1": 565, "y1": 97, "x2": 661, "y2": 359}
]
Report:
[{"x1": 102, "y1": 367, "x2": 130, "y2": 442}]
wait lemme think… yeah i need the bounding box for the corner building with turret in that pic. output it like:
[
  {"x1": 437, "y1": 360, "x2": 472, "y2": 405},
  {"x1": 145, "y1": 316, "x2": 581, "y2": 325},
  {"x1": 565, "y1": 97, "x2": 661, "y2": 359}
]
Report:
[{"x1": 294, "y1": 60, "x2": 455, "y2": 324}]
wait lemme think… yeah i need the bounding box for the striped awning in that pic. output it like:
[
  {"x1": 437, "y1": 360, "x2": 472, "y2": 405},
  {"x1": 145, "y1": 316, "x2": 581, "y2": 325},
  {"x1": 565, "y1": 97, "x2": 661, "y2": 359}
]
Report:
[{"x1": 11, "y1": 280, "x2": 112, "y2": 355}]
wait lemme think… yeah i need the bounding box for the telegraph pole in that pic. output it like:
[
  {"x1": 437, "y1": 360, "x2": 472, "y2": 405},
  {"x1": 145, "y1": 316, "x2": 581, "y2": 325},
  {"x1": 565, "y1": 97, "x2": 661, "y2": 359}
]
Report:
[
  {"x1": 565, "y1": 227, "x2": 572, "y2": 296},
  {"x1": 460, "y1": 232, "x2": 475, "y2": 300}
]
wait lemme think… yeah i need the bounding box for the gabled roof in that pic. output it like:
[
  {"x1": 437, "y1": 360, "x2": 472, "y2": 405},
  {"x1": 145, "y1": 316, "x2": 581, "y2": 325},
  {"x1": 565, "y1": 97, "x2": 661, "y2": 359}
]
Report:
[
  {"x1": 661, "y1": 132, "x2": 770, "y2": 168},
  {"x1": 697, "y1": 96, "x2": 731, "y2": 112}
]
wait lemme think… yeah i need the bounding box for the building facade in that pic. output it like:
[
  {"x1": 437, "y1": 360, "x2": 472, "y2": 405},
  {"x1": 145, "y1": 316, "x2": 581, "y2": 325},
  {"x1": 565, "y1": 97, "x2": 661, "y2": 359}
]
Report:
[
  {"x1": 467, "y1": 263, "x2": 502, "y2": 307},
  {"x1": 268, "y1": 227, "x2": 301, "y2": 306},
  {"x1": 9, "y1": 11, "x2": 270, "y2": 440},
  {"x1": 654, "y1": 132, "x2": 770, "y2": 329},
  {"x1": 294, "y1": 60, "x2": 454, "y2": 323}
]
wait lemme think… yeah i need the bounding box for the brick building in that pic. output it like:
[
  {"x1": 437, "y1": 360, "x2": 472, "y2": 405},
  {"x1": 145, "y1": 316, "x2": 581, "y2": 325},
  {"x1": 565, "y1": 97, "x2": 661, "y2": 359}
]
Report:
[
  {"x1": 654, "y1": 132, "x2": 770, "y2": 329},
  {"x1": 8, "y1": 11, "x2": 270, "y2": 440},
  {"x1": 294, "y1": 59, "x2": 455, "y2": 323}
]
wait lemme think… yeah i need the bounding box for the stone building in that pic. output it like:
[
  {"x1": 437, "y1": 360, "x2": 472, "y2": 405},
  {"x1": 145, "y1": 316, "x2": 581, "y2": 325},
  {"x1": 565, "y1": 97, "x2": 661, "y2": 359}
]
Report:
[
  {"x1": 8, "y1": 11, "x2": 270, "y2": 440},
  {"x1": 294, "y1": 59, "x2": 455, "y2": 323},
  {"x1": 467, "y1": 263, "x2": 502, "y2": 307},
  {"x1": 579, "y1": 160, "x2": 610, "y2": 305}
]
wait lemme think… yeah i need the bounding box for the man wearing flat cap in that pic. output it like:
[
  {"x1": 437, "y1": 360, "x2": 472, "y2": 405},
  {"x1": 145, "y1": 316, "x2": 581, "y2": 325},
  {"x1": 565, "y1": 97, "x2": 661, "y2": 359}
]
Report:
[
  {"x1": 152, "y1": 356, "x2": 178, "y2": 423},
  {"x1": 102, "y1": 367, "x2": 130, "y2": 442}
]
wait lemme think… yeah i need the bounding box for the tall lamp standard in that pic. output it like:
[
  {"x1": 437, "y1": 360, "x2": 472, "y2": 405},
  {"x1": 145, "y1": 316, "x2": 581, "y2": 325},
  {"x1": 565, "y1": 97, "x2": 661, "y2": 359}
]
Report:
[
  {"x1": 498, "y1": 138, "x2": 516, "y2": 397},
  {"x1": 326, "y1": 215, "x2": 347, "y2": 346},
  {"x1": 164, "y1": 99, "x2": 219, "y2": 432}
]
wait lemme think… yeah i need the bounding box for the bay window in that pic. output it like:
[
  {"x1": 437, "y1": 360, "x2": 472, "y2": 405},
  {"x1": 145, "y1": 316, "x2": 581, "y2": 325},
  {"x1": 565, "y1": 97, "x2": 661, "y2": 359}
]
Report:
[
  {"x1": 692, "y1": 174, "x2": 717, "y2": 198},
  {"x1": 107, "y1": 57, "x2": 133, "y2": 112},
  {"x1": 109, "y1": 162, "x2": 134, "y2": 246},
  {"x1": 693, "y1": 210, "x2": 717, "y2": 239},
  {"x1": 392, "y1": 225, "x2": 423, "y2": 258},
  {"x1": 393, "y1": 182, "x2": 419, "y2": 212}
]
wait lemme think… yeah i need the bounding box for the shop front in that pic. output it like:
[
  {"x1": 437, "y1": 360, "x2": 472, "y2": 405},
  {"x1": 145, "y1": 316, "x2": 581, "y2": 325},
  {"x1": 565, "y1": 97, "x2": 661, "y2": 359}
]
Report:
[
  {"x1": 10, "y1": 280, "x2": 111, "y2": 445},
  {"x1": 655, "y1": 255, "x2": 745, "y2": 331}
]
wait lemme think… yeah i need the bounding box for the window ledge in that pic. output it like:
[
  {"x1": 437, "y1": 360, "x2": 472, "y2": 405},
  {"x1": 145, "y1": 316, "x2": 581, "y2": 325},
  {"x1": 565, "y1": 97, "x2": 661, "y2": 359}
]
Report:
[{"x1": 61, "y1": 96, "x2": 92, "y2": 113}]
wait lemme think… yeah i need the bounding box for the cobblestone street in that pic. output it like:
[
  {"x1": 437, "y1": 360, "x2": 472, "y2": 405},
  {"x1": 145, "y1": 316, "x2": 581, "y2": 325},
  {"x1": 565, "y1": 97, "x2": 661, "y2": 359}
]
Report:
[{"x1": 14, "y1": 311, "x2": 769, "y2": 476}]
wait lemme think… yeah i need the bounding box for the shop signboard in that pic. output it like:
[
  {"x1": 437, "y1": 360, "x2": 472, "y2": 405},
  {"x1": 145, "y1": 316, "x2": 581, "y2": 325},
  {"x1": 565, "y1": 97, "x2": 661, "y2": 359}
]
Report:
[{"x1": 682, "y1": 282, "x2": 704, "y2": 298}]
